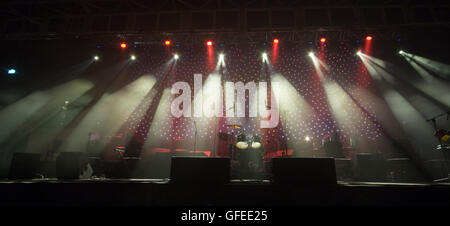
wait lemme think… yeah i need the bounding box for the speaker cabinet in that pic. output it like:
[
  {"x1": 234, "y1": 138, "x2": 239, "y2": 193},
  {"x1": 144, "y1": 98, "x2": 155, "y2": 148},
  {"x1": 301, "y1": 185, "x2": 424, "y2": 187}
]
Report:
[
  {"x1": 170, "y1": 157, "x2": 230, "y2": 185},
  {"x1": 356, "y1": 153, "x2": 387, "y2": 181},
  {"x1": 56, "y1": 152, "x2": 91, "y2": 179},
  {"x1": 9, "y1": 153, "x2": 41, "y2": 179},
  {"x1": 272, "y1": 157, "x2": 337, "y2": 187}
]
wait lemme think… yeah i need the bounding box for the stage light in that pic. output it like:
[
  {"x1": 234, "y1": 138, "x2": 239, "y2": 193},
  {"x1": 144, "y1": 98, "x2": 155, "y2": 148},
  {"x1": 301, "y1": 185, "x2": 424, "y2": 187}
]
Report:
[
  {"x1": 94, "y1": 56, "x2": 99, "y2": 61},
  {"x1": 273, "y1": 38, "x2": 279, "y2": 44},
  {"x1": 130, "y1": 55, "x2": 136, "y2": 60},
  {"x1": 164, "y1": 40, "x2": 171, "y2": 46},
  {"x1": 7, "y1": 68, "x2": 16, "y2": 75},
  {"x1": 305, "y1": 136, "x2": 311, "y2": 142},
  {"x1": 399, "y1": 50, "x2": 404, "y2": 55},
  {"x1": 174, "y1": 54, "x2": 179, "y2": 60},
  {"x1": 262, "y1": 52, "x2": 268, "y2": 62},
  {"x1": 366, "y1": 36, "x2": 373, "y2": 41},
  {"x1": 207, "y1": 41, "x2": 213, "y2": 46},
  {"x1": 308, "y1": 52, "x2": 314, "y2": 57},
  {"x1": 320, "y1": 37, "x2": 326, "y2": 43},
  {"x1": 357, "y1": 50, "x2": 362, "y2": 55},
  {"x1": 120, "y1": 42, "x2": 127, "y2": 48},
  {"x1": 219, "y1": 53, "x2": 225, "y2": 61}
]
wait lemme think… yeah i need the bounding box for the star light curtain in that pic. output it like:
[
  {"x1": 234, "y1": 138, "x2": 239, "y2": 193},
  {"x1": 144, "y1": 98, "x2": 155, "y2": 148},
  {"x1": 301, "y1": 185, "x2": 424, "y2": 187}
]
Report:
[{"x1": 119, "y1": 42, "x2": 383, "y2": 154}]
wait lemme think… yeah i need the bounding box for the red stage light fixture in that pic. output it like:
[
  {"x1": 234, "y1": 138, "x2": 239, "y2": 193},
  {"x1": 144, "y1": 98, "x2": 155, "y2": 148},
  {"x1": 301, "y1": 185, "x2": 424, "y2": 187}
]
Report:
[
  {"x1": 273, "y1": 38, "x2": 279, "y2": 44},
  {"x1": 164, "y1": 40, "x2": 171, "y2": 46},
  {"x1": 206, "y1": 41, "x2": 213, "y2": 46},
  {"x1": 320, "y1": 38, "x2": 326, "y2": 43},
  {"x1": 366, "y1": 36, "x2": 373, "y2": 41},
  {"x1": 120, "y1": 43, "x2": 127, "y2": 48}
]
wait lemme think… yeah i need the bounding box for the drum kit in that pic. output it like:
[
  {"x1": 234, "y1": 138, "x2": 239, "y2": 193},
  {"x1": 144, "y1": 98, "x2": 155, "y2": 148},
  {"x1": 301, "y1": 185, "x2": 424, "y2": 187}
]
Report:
[
  {"x1": 217, "y1": 124, "x2": 263, "y2": 151},
  {"x1": 218, "y1": 124, "x2": 266, "y2": 178}
]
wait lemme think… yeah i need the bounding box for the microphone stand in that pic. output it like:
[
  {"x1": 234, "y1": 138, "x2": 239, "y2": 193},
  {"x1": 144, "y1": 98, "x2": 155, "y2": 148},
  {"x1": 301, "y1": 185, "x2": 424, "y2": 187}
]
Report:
[
  {"x1": 193, "y1": 119, "x2": 197, "y2": 152},
  {"x1": 213, "y1": 116, "x2": 219, "y2": 157}
]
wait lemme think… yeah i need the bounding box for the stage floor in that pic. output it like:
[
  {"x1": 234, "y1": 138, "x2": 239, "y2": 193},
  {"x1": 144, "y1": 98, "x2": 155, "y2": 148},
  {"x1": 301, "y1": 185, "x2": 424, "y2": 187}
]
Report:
[{"x1": 0, "y1": 179, "x2": 449, "y2": 206}]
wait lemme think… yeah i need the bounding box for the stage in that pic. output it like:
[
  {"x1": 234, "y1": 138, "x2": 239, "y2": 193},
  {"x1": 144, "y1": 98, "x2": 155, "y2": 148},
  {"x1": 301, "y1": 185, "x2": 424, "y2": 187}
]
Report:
[{"x1": 1, "y1": 179, "x2": 449, "y2": 206}]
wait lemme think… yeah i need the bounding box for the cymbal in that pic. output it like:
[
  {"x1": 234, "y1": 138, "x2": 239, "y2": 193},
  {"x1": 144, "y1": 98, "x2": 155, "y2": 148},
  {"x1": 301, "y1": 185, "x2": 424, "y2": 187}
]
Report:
[{"x1": 226, "y1": 124, "x2": 242, "y2": 129}]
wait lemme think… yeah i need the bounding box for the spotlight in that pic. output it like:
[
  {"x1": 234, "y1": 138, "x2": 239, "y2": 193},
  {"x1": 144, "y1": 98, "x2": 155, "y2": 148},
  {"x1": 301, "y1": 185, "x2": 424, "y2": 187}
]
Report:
[
  {"x1": 273, "y1": 38, "x2": 279, "y2": 44},
  {"x1": 262, "y1": 52, "x2": 268, "y2": 62},
  {"x1": 219, "y1": 53, "x2": 224, "y2": 61},
  {"x1": 130, "y1": 55, "x2": 136, "y2": 60},
  {"x1": 399, "y1": 50, "x2": 404, "y2": 55},
  {"x1": 206, "y1": 41, "x2": 213, "y2": 46},
  {"x1": 366, "y1": 36, "x2": 373, "y2": 41},
  {"x1": 308, "y1": 52, "x2": 314, "y2": 57},
  {"x1": 164, "y1": 40, "x2": 171, "y2": 46},
  {"x1": 120, "y1": 42, "x2": 127, "y2": 49},
  {"x1": 356, "y1": 50, "x2": 362, "y2": 55},
  {"x1": 320, "y1": 37, "x2": 326, "y2": 43},
  {"x1": 305, "y1": 136, "x2": 311, "y2": 142},
  {"x1": 7, "y1": 68, "x2": 16, "y2": 75},
  {"x1": 94, "y1": 56, "x2": 99, "y2": 61},
  {"x1": 174, "y1": 54, "x2": 179, "y2": 60}
]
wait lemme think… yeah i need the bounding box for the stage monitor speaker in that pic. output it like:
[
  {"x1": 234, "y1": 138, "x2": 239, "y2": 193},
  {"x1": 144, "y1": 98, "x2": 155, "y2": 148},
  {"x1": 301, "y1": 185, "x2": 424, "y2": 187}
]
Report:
[
  {"x1": 356, "y1": 153, "x2": 387, "y2": 181},
  {"x1": 8, "y1": 153, "x2": 41, "y2": 179},
  {"x1": 56, "y1": 152, "x2": 92, "y2": 179},
  {"x1": 272, "y1": 157, "x2": 337, "y2": 187},
  {"x1": 133, "y1": 152, "x2": 172, "y2": 179},
  {"x1": 170, "y1": 157, "x2": 230, "y2": 186}
]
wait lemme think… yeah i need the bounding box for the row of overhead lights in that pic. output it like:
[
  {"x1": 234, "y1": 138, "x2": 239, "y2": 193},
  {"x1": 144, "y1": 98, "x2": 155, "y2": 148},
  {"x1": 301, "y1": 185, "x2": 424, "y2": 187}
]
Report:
[
  {"x1": 93, "y1": 54, "x2": 136, "y2": 61},
  {"x1": 115, "y1": 36, "x2": 375, "y2": 49},
  {"x1": 93, "y1": 36, "x2": 401, "y2": 62},
  {"x1": 94, "y1": 48, "x2": 407, "y2": 62}
]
